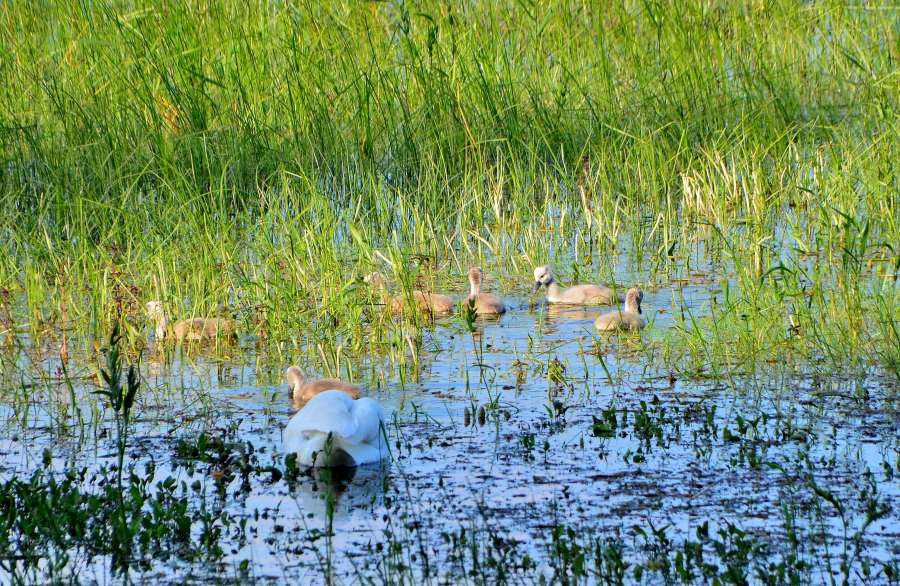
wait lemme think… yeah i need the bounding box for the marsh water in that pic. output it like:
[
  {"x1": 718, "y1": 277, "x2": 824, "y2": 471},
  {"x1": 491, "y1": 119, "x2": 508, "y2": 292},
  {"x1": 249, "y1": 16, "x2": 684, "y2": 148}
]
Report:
[{"x1": 0, "y1": 263, "x2": 897, "y2": 584}]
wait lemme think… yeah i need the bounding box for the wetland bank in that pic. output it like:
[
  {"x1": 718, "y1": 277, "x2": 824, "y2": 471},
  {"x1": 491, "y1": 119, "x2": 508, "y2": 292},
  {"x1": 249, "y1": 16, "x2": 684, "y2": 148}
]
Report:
[{"x1": 0, "y1": 0, "x2": 898, "y2": 583}]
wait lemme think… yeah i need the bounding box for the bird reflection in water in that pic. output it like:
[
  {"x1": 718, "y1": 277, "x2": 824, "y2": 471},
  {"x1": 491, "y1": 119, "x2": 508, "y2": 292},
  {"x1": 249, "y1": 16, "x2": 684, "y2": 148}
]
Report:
[{"x1": 291, "y1": 461, "x2": 389, "y2": 527}]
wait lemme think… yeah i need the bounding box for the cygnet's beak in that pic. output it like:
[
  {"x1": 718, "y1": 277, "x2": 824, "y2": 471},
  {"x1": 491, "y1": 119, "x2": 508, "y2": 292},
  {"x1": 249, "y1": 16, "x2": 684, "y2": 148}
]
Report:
[{"x1": 531, "y1": 281, "x2": 541, "y2": 294}]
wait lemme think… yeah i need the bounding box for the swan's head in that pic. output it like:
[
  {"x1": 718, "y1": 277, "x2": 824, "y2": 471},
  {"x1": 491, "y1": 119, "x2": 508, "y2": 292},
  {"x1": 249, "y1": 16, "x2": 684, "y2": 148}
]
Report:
[
  {"x1": 145, "y1": 301, "x2": 165, "y2": 317},
  {"x1": 364, "y1": 272, "x2": 386, "y2": 289},
  {"x1": 532, "y1": 265, "x2": 554, "y2": 293},
  {"x1": 625, "y1": 288, "x2": 643, "y2": 314},
  {"x1": 285, "y1": 366, "x2": 306, "y2": 395}
]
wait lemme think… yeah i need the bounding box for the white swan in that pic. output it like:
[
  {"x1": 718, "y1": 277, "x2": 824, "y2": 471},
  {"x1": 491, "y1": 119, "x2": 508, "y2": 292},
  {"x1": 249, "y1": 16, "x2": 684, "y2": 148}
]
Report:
[{"x1": 283, "y1": 390, "x2": 388, "y2": 467}]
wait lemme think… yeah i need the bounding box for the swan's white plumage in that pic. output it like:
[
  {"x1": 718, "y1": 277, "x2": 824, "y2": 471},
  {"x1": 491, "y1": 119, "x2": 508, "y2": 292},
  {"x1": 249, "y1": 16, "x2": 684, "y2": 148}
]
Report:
[{"x1": 283, "y1": 390, "x2": 387, "y2": 467}]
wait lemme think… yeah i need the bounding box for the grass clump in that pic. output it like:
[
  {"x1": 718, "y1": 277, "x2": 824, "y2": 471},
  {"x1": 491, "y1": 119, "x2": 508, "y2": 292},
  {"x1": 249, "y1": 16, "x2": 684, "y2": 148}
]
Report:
[
  {"x1": 0, "y1": 324, "x2": 230, "y2": 582},
  {"x1": 0, "y1": 463, "x2": 229, "y2": 581}
]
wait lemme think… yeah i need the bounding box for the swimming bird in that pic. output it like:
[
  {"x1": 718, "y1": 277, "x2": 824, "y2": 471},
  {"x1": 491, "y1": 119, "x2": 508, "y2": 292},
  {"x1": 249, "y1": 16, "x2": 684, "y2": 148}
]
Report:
[
  {"x1": 364, "y1": 272, "x2": 454, "y2": 315},
  {"x1": 532, "y1": 265, "x2": 622, "y2": 305},
  {"x1": 145, "y1": 301, "x2": 236, "y2": 342},
  {"x1": 466, "y1": 267, "x2": 506, "y2": 315},
  {"x1": 283, "y1": 390, "x2": 387, "y2": 467},
  {"x1": 286, "y1": 365, "x2": 361, "y2": 403},
  {"x1": 593, "y1": 288, "x2": 646, "y2": 331}
]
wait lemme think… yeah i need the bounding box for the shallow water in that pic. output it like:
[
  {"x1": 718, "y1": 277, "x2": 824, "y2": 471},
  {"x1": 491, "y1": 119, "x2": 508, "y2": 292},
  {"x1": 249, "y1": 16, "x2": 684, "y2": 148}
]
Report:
[{"x1": 0, "y1": 279, "x2": 898, "y2": 584}]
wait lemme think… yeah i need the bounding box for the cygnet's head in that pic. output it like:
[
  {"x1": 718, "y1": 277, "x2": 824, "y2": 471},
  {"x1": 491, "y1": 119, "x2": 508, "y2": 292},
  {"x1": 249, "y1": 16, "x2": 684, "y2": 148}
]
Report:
[
  {"x1": 468, "y1": 267, "x2": 483, "y2": 287},
  {"x1": 285, "y1": 366, "x2": 306, "y2": 394},
  {"x1": 625, "y1": 288, "x2": 644, "y2": 314},
  {"x1": 532, "y1": 265, "x2": 554, "y2": 293},
  {"x1": 145, "y1": 301, "x2": 165, "y2": 316}
]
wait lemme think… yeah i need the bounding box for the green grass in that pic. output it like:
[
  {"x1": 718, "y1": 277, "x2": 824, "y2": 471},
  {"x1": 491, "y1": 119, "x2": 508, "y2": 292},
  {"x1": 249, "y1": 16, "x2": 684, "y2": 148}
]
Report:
[{"x1": 0, "y1": 0, "x2": 898, "y2": 373}]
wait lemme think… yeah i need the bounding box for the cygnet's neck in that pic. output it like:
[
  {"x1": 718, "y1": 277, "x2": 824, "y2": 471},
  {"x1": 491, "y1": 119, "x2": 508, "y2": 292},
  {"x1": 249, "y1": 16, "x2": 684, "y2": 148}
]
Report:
[
  {"x1": 625, "y1": 297, "x2": 641, "y2": 314},
  {"x1": 545, "y1": 280, "x2": 561, "y2": 299},
  {"x1": 286, "y1": 367, "x2": 306, "y2": 396},
  {"x1": 374, "y1": 282, "x2": 390, "y2": 301},
  {"x1": 367, "y1": 275, "x2": 390, "y2": 302},
  {"x1": 469, "y1": 278, "x2": 481, "y2": 298},
  {"x1": 154, "y1": 311, "x2": 169, "y2": 339}
]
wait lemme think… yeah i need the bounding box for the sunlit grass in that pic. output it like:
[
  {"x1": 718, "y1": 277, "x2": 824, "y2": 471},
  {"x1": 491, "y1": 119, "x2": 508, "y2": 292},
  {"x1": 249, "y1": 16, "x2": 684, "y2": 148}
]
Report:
[
  {"x1": 0, "y1": 1, "x2": 896, "y2": 386},
  {"x1": 0, "y1": 2, "x2": 897, "y2": 578}
]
